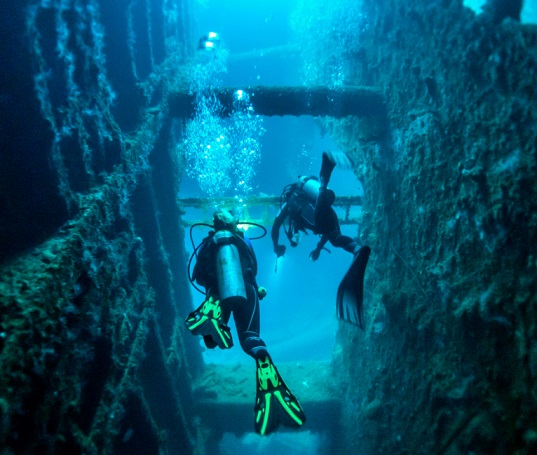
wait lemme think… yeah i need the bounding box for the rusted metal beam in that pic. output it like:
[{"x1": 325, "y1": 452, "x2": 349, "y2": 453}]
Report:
[
  {"x1": 177, "y1": 195, "x2": 362, "y2": 209},
  {"x1": 178, "y1": 195, "x2": 363, "y2": 227},
  {"x1": 182, "y1": 217, "x2": 361, "y2": 227},
  {"x1": 169, "y1": 85, "x2": 385, "y2": 119}
]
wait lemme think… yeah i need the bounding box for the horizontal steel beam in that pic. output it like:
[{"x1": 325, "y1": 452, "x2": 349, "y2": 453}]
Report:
[
  {"x1": 178, "y1": 195, "x2": 362, "y2": 208},
  {"x1": 182, "y1": 217, "x2": 361, "y2": 227},
  {"x1": 178, "y1": 195, "x2": 362, "y2": 226},
  {"x1": 169, "y1": 85, "x2": 385, "y2": 118}
]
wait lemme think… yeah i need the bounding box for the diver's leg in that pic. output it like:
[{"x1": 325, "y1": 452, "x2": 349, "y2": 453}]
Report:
[
  {"x1": 320, "y1": 150, "x2": 354, "y2": 188},
  {"x1": 328, "y1": 230, "x2": 358, "y2": 254},
  {"x1": 184, "y1": 289, "x2": 234, "y2": 349},
  {"x1": 326, "y1": 215, "x2": 359, "y2": 254},
  {"x1": 254, "y1": 352, "x2": 306, "y2": 435},
  {"x1": 314, "y1": 185, "x2": 336, "y2": 235},
  {"x1": 314, "y1": 204, "x2": 337, "y2": 237},
  {"x1": 316, "y1": 153, "x2": 339, "y2": 232},
  {"x1": 234, "y1": 282, "x2": 267, "y2": 359},
  {"x1": 320, "y1": 151, "x2": 354, "y2": 188},
  {"x1": 233, "y1": 283, "x2": 306, "y2": 435},
  {"x1": 320, "y1": 152, "x2": 336, "y2": 189}
]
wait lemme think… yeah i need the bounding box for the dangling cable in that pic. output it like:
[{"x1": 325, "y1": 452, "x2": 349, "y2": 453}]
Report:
[
  {"x1": 190, "y1": 223, "x2": 213, "y2": 258},
  {"x1": 238, "y1": 221, "x2": 267, "y2": 240},
  {"x1": 284, "y1": 215, "x2": 292, "y2": 241},
  {"x1": 188, "y1": 223, "x2": 214, "y2": 295},
  {"x1": 187, "y1": 248, "x2": 207, "y2": 295},
  {"x1": 279, "y1": 184, "x2": 293, "y2": 211},
  {"x1": 279, "y1": 184, "x2": 294, "y2": 241}
]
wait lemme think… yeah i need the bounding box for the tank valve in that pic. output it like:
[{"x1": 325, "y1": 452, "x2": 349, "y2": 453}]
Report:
[{"x1": 257, "y1": 287, "x2": 267, "y2": 300}]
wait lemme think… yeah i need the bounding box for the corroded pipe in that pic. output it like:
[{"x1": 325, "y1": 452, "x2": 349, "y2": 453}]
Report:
[
  {"x1": 177, "y1": 195, "x2": 362, "y2": 209},
  {"x1": 169, "y1": 85, "x2": 385, "y2": 118}
]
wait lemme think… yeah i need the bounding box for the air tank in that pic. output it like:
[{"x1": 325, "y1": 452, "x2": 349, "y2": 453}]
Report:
[
  {"x1": 297, "y1": 176, "x2": 321, "y2": 202},
  {"x1": 213, "y1": 230, "x2": 247, "y2": 303}
]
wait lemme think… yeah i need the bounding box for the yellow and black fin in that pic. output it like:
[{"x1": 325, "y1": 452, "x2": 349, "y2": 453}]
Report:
[
  {"x1": 184, "y1": 297, "x2": 233, "y2": 349},
  {"x1": 254, "y1": 355, "x2": 306, "y2": 436}
]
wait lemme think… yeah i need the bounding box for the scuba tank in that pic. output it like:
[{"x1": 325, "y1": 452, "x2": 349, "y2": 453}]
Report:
[
  {"x1": 297, "y1": 175, "x2": 335, "y2": 207},
  {"x1": 212, "y1": 230, "x2": 247, "y2": 304},
  {"x1": 297, "y1": 176, "x2": 320, "y2": 203}
]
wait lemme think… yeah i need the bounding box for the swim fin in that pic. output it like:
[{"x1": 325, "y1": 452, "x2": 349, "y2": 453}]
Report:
[
  {"x1": 184, "y1": 296, "x2": 233, "y2": 349},
  {"x1": 322, "y1": 150, "x2": 354, "y2": 171},
  {"x1": 336, "y1": 245, "x2": 371, "y2": 329},
  {"x1": 254, "y1": 355, "x2": 306, "y2": 436}
]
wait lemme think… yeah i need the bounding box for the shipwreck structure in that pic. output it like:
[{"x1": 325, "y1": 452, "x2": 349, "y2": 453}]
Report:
[{"x1": 0, "y1": 0, "x2": 535, "y2": 454}]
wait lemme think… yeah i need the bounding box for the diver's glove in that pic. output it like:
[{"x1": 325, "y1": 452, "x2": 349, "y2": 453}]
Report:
[
  {"x1": 309, "y1": 247, "x2": 322, "y2": 261},
  {"x1": 274, "y1": 244, "x2": 286, "y2": 258},
  {"x1": 309, "y1": 246, "x2": 331, "y2": 261},
  {"x1": 257, "y1": 287, "x2": 267, "y2": 300}
]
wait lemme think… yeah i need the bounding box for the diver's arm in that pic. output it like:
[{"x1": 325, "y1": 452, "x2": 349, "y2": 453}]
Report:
[
  {"x1": 310, "y1": 234, "x2": 329, "y2": 262},
  {"x1": 271, "y1": 204, "x2": 288, "y2": 257}
]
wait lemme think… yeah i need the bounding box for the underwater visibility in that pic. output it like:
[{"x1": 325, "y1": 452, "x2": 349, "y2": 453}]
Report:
[{"x1": 1, "y1": 0, "x2": 537, "y2": 454}]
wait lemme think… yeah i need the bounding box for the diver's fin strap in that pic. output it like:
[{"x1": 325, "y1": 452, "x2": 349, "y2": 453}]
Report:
[
  {"x1": 184, "y1": 297, "x2": 233, "y2": 349},
  {"x1": 254, "y1": 356, "x2": 306, "y2": 435}
]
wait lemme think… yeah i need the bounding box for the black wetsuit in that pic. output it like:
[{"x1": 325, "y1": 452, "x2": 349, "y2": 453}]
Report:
[
  {"x1": 272, "y1": 179, "x2": 356, "y2": 255},
  {"x1": 192, "y1": 230, "x2": 268, "y2": 359}
]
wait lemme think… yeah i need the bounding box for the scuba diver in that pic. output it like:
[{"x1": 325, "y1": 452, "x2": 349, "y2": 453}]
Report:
[
  {"x1": 185, "y1": 209, "x2": 306, "y2": 435},
  {"x1": 271, "y1": 151, "x2": 371, "y2": 329}
]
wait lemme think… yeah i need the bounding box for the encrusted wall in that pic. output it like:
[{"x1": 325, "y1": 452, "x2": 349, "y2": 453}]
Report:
[
  {"x1": 331, "y1": 0, "x2": 537, "y2": 453},
  {"x1": 0, "y1": 1, "x2": 203, "y2": 453}
]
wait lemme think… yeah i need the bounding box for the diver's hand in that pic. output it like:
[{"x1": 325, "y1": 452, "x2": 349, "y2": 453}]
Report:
[
  {"x1": 274, "y1": 244, "x2": 286, "y2": 258},
  {"x1": 309, "y1": 248, "x2": 321, "y2": 261}
]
